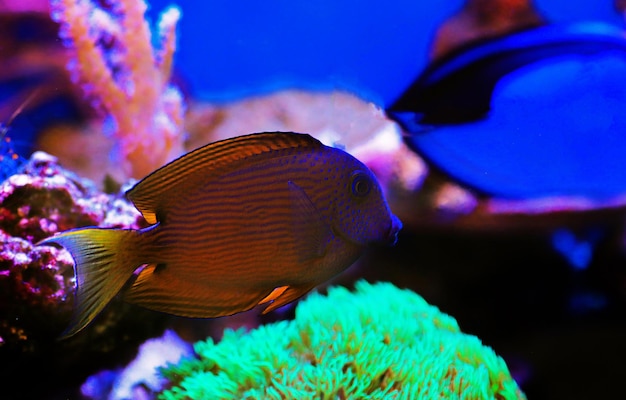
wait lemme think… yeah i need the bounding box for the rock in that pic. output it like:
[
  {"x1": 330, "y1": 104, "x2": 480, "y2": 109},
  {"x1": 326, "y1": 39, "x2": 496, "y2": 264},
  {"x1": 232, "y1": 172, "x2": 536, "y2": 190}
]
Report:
[{"x1": 0, "y1": 151, "x2": 168, "y2": 398}]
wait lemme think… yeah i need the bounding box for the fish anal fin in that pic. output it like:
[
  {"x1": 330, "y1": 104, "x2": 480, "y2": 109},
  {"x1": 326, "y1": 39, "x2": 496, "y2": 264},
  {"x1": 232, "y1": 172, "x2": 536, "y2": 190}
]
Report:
[
  {"x1": 258, "y1": 285, "x2": 289, "y2": 305},
  {"x1": 126, "y1": 269, "x2": 268, "y2": 318},
  {"x1": 261, "y1": 283, "x2": 316, "y2": 314},
  {"x1": 288, "y1": 181, "x2": 333, "y2": 261}
]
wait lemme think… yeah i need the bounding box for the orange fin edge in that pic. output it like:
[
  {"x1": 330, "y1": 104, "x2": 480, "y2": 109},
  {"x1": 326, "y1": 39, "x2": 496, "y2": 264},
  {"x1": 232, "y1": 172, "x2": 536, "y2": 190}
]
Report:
[
  {"x1": 261, "y1": 284, "x2": 315, "y2": 314},
  {"x1": 258, "y1": 286, "x2": 289, "y2": 305}
]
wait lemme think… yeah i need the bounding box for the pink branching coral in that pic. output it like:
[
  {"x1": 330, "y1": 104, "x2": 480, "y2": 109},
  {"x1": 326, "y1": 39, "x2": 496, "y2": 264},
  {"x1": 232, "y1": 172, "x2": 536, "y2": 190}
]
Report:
[{"x1": 50, "y1": 0, "x2": 185, "y2": 179}]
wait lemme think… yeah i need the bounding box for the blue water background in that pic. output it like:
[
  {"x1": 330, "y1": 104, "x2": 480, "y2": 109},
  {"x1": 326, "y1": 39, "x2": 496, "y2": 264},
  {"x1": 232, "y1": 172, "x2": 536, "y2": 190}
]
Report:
[{"x1": 144, "y1": 0, "x2": 623, "y2": 105}]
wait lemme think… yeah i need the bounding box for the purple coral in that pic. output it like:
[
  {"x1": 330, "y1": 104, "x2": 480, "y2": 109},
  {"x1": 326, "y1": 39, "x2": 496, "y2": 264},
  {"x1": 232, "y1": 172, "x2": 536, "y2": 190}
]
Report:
[
  {"x1": 0, "y1": 231, "x2": 74, "y2": 344},
  {"x1": 2, "y1": 152, "x2": 112, "y2": 242},
  {"x1": 0, "y1": 151, "x2": 167, "y2": 398}
]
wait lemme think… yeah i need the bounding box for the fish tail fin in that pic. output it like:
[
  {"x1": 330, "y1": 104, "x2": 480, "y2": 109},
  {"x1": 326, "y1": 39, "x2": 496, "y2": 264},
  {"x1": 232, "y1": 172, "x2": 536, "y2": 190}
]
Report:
[{"x1": 39, "y1": 228, "x2": 140, "y2": 338}]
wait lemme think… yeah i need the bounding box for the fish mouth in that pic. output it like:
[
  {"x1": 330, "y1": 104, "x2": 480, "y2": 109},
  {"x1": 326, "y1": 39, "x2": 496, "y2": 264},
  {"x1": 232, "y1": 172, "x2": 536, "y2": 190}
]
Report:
[{"x1": 386, "y1": 214, "x2": 403, "y2": 246}]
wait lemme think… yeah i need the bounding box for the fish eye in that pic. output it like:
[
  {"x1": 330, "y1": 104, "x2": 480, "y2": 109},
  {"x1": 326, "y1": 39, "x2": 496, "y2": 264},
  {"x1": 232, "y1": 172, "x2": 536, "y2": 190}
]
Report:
[{"x1": 351, "y1": 172, "x2": 371, "y2": 197}]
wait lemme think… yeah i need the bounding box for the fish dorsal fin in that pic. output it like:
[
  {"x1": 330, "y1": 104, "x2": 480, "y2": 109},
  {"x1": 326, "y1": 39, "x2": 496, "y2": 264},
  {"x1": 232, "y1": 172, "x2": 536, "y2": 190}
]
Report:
[
  {"x1": 127, "y1": 132, "x2": 323, "y2": 225},
  {"x1": 288, "y1": 181, "x2": 333, "y2": 261}
]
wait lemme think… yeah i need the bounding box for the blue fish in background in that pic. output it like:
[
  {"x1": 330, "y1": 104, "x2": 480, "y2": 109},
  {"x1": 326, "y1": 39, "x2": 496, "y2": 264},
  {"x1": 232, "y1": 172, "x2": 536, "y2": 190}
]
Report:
[
  {"x1": 387, "y1": 22, "x2": 626, "y2": 201},
  {"x1": 387, "y1": 21, "x2": 626, "y2": 273}
]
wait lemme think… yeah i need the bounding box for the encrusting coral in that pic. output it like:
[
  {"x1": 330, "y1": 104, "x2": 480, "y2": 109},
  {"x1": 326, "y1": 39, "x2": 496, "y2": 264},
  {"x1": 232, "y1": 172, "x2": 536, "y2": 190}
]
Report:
[
  {"x1": 0, "y1": 151, "x2": 168, "y2": 397},
  {"x1": 50, "y1": 0, "x2": 185, "y2": 179},
  {"x1": 159, "y1": 281, "x2": 526, "y2": 400}
]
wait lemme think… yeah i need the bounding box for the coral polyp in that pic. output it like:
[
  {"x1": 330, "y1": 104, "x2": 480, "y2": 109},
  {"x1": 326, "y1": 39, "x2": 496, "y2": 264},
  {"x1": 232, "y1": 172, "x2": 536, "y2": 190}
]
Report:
[{"x1": 159, "y1": 281, "x2": 525, "y2": 399}]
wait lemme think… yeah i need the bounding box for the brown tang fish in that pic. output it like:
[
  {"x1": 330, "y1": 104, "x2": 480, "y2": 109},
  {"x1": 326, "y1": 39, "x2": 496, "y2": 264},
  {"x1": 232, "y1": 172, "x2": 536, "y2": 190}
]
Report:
[{"x1": 39, "y1": 132, "x2": 402, "y2": 338}]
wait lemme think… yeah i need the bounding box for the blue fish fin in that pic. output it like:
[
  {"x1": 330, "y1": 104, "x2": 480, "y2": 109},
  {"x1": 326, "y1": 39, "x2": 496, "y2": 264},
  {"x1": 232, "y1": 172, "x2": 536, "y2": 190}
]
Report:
[
  {"x1": 288, "y1": 181, "x2": 333, "y2": 260},
  {"x1": 37, "y1": 228, "x2": 139, "y2": 338},
  {"x1": 261, "y1": 283, "x2": 316, "y2": 314}
]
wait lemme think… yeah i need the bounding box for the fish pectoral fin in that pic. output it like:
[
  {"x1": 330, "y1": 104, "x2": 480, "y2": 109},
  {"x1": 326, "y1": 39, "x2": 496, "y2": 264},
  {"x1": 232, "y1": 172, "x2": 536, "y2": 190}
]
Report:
[
  {"x1": 288, "y1": 181, "x2": 333, "y2": 261},
  {"x1": 261, "y1": 283, "x2": 316, "y2": 314}
]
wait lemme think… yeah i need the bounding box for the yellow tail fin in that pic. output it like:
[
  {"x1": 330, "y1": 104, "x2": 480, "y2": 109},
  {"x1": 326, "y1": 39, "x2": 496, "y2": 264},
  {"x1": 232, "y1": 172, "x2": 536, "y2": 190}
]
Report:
[{"x1": 39, "y1": 228, "x2": 139, "y2": 338}]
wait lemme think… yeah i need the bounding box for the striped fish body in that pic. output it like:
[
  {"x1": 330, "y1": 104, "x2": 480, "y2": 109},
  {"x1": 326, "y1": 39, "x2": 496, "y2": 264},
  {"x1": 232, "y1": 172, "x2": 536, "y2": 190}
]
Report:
[
  {"x1": 39, "y1": 132, "x2": 402, "y2": 337},
  {"x1": 148, "y1": 150, "x2": 363, "y2": 285}
]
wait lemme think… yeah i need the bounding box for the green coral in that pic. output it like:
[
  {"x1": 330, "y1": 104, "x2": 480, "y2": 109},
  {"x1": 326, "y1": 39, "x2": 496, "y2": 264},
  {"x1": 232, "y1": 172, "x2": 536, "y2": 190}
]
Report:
[{"x1": 159, "y1": 281, "x2": 525, "y2": 400}]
